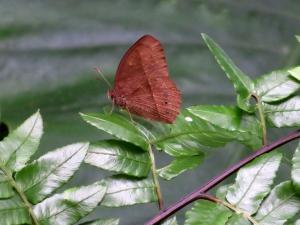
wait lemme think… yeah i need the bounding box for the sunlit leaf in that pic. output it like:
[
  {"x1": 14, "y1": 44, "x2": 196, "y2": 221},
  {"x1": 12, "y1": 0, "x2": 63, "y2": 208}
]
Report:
[
  {"x1": 161, "y1": 217, "x2": 178, "y2": 225},
  {"x1": 226, "y1": 214, "x2": 251, "y2": 225},
  {"x1": 157, "y1": 155, "x2": 204, "y2": 180},
  {"x1": 264, "y1": 96, "x2": 300, "y2": 127},
  {"x1": 288, "y1": 66, "x2": 300, "y2": 81},
  {"x1": 16, "y1": 142, "x2": 88, "y2": 204},
  {"x1": 155, "y1": 110, "x2": 243, "y2": 155},
  {"x1": 255, "y1": 181, "x2": 300, "y2": 225},
  {"x1": 85, "y1": 140, "x2": 150, "y2": 177},
  {"x1": 184, "y1": 200, "x2": 232, "y2": 225},
  {"x1": 0, "y1": 110, "x2": 43, "y2": 171},
  {"x1": 226, "y1": 151, "x2": 282, "y2": 214},
  {"x1": 255, "y1": 70, "x2": 299, "y2": 102},
  {"x1": 79, "y1": 218, "x2": 119, "y2": 225},
  {"x1": 34, "y1": 181, "x2": 107, "y2": 225},
  {"x1": 0, "y1": 172, "x2": 14, "y2": 199},
  {"x1": 201, "y1": 33, "x2": 254, "y2": 112},
  {"x1": 292, "y1": 143, "x2": 300, "y2": 193},
  {"x1": 80, "y1": 113, "x2": 148, "y2": 150},
  {"x1": 0, "y1": 195, "x2": 31, "y2": 225},
  {"x1": 188, "y1": 105, "x2": 261, "y2": 149},
  {"x1": 101, "y1": 176, "x2": 156, "y2": 207},
  {"x1": 188, "y1": 105, "x2": 242, "y2": 130},
  {"x1": 158, "y1": 140, "x2": 205, "y2": 157}
]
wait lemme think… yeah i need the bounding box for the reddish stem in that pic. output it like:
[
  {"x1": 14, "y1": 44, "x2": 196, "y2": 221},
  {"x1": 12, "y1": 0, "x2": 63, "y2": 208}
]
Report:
[{"x1": 145, "y1": 129, "x2": 300, "y2": 225}]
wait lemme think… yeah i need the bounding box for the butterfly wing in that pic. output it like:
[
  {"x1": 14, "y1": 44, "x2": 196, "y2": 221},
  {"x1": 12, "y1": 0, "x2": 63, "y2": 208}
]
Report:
[{"x1": 112, "y1": 35, "x2": 181, "y2": 123}]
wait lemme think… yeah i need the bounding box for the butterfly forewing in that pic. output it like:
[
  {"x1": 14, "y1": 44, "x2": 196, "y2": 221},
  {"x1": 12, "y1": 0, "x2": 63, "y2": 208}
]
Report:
[{"x1": 111, "y1": 35, "x2": 181, "y2": 123}]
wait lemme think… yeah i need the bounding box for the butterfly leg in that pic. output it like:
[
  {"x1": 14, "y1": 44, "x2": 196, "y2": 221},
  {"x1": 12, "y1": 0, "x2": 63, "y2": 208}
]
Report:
[
  {"x1": 125, "y1": 106, "x2": 137, "y2": 125},
  {"x1": 109, "y1": 102, "x2": 115, "y2": 115}
]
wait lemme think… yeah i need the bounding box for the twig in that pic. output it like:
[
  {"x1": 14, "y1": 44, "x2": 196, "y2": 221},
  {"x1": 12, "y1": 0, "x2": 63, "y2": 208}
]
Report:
[
  {"x1": 0, "y1": 165, "x2": 40, "y2": 225},
  {"x1": 149, "y1": 144, "x2": 164, "y2": 210},
  {"x1": 252, "y1": 94, "x2": 267, "y2": 145},
  {"x1": 145, "y1": 129, "x2": 300, "y2": 225}
]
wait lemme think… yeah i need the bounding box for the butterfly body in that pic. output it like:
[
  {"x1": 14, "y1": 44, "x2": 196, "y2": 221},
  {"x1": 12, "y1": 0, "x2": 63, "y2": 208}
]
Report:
[{"x1": 109, "y1": 35, "x2": 181, "y2": 124}]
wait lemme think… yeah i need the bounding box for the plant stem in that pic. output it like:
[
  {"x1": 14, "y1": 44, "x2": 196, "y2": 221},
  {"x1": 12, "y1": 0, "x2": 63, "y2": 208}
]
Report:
[
  {"x1": 149, "y1": 144, "x2": 164, "y2": 210},
  {"x1": 145, "y1": 129, "x2": 300, "y2": 225},
  {"x1": 252, "y1": 94, "x2": 267, "y2": 145},
  {"x1": 0, "y1": 165, "x2": 40, "y2": 225},
  {"x1": 213, "y1": 197, "x2": 259, "y2": 225}
]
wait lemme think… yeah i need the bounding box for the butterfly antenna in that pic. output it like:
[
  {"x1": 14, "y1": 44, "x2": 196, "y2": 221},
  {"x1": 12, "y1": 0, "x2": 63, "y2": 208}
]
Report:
[{"x1": 94, "y1": 67, "x2": 112, "y2": 88}]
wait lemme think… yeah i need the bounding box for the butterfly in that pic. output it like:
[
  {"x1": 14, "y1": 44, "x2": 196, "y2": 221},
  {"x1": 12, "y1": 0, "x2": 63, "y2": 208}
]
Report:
[{"x1": 107, "y1": 35, "x2": 181, "y2": 124}]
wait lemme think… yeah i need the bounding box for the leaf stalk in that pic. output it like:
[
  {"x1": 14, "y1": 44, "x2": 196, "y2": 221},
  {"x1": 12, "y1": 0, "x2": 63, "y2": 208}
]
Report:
[
  {"x1": 149, "y1": 144, "x2": 164, "y2": 210},
  {"x1": 0, "y1": 165, "x2": 40, "y2": 225},
  {"x1": 252, "y1": 94, "x2": 267, "y2": 145},
  {"x1": 213, "y1": 197, "x2": 260, "y2": 225}
]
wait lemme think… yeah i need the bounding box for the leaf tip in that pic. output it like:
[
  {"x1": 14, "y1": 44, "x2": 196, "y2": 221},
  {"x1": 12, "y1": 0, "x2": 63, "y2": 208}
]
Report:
[{"x1": 201, "y1": 33, "x2": 210, "y2": 42}]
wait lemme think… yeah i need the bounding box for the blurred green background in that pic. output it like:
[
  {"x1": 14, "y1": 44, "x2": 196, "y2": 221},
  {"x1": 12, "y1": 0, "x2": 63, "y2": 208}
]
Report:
[{"x1": 0, "y1": 1, "x2": 300, "y2": 224}]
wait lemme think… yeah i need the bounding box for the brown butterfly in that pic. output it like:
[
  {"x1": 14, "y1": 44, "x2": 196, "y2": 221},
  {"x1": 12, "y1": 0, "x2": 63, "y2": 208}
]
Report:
[{"x1": 108, "y1": 35, "x2": 181, "y2": 123}]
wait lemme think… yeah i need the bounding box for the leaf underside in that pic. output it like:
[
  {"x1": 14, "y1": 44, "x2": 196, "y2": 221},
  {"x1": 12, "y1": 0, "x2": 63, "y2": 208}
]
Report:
[{"x1": 226, "y1": 151, "x2": 282, "y2": 214}]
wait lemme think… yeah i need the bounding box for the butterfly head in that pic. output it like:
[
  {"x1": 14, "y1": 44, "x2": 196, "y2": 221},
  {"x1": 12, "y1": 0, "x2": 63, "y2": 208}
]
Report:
[{"x1": 107, "y1": 89, "x2": 127, "y2": 107}]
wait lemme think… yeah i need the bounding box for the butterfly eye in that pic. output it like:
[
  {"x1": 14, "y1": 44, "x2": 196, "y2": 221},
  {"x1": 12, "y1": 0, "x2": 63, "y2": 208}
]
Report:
[{"x1": 165, "y1": 101, "x2": 168, "y2": 105}]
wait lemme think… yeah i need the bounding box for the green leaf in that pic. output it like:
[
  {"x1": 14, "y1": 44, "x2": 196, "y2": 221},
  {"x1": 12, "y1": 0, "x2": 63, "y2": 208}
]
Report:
[
  {"x1": 157, "y1": 155, "x2": 204, "y2": 180},
  {"x1": 0, "y1": 172, "x2": 14, "y2": 199},
  {"x1": 187, "y1": 105, "x2": 242, "y2": 130},
  {"x1": 161, "y1": 217, "x2": 178, "y2": 225},
  {"x1": 226, "y1": 214, "x2": 251, "y2": 225},
  {"x1": 80, "y1": 113, "x2": 148, "y2": 150},
  {"x1": 226, "y1": 151, "x2": 282, "y2": 214},
  {"x1": 201, "y1": 33, "x2": 254, "y2": 112},
  {"x1": 155, "y1": 110, "x2": 244, "y2": 155},
  {"x1": 285, "y1": 218, "x2": 300, "y2": 225},
  {"x1": 255, "y1": 70, "x2": 300, "y2": 103},
  {"x1": 297, "y1": 36, "x2": 300, "y2": 43},
  {"x1": 255, "y1": 181, "x2": 300, "y2": 225},
  {"x1": 0, "y1": 110, "x2": 43, "y2": 171},
  {"x1": 79, "y1": 218, "x2": 119, "y2": 225},
  {"x1": 15, "y1": 142, "x2": 88, "y2": 204},
  {"x1": 85, "y1": 140, "x2": 150, "y2": 177},
  {"x1": 188, "y1": 105, "x2": 262, "y2": 149},
  {"x1": 216, "y1": 184, "x2": 231, "y2": 200},
  {"x1": 184, "y1": 200, "x2": 232, "y2": 225},
  {"x1": 34, "y1": 181, "x2": 107, "y2": 225},
  {"x1": 101, "y1": 176, "x2": 156, "y2": 207},
  {"x1": 264, "y1": 96, "x2": 300, "y2": 127},
  {"x1": 292, "y1": 143, "x2": 300, "y2": 193},
  {"x1": 158, "y1": 140, "x2": 205, "y2": 157},
  {"x1": 288, "y1": 66, "x2": 300, "y2": 81},
  {"x1": 0, "y1": 195, "x2": 31, "y2": 225}
]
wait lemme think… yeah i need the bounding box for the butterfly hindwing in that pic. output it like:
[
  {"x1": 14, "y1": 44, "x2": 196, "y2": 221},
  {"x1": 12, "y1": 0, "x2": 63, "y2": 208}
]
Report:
[{"x1": 111, "y1": 35, "x2": 181, "y2": 123}]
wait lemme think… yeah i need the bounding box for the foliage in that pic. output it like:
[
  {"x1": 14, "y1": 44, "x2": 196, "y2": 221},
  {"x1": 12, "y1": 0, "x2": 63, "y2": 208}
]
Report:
[
  {"x1": 185, "y1": 152, "x2": 300, "y2": 225},
  {"x1": 2, "y1": 33, "x2": 300, "y2": 224},
  {"x1": 0, "y1": 111, "x2": 115, "y2": 225},
  {"x1": 80, "y1": 34, "x2": 300, "y2": 224}
]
